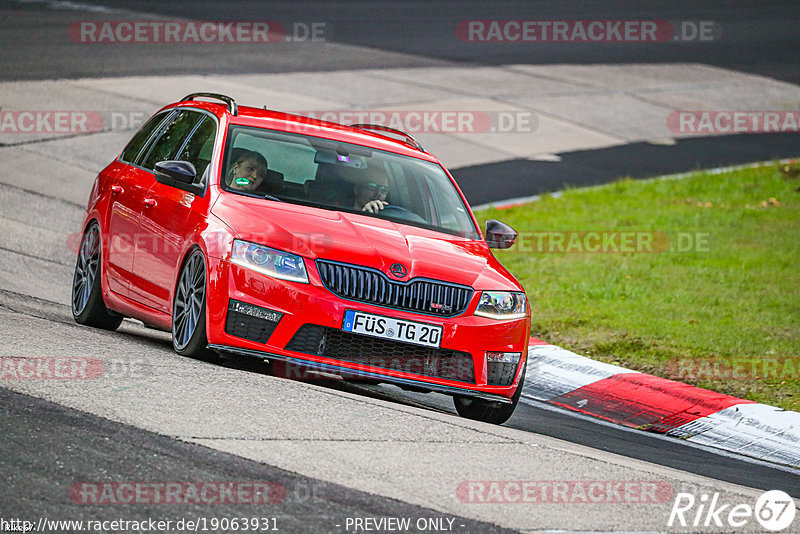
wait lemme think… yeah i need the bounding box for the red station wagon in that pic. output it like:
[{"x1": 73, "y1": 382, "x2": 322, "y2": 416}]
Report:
[{"x1": 72, "y1": 93, "x2": 530, "y2": 424}]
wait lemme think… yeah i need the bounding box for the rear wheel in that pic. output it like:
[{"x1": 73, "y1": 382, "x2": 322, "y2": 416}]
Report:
[
  {"x1": 453, "y1": 371, "x2": 525, "y2": 425},
  {"x1": 172, "y1": 249, "x2": 214, "y2": 359},
  {"x1": 71, "y1": 222, "x2": 123, "y2": 330}
]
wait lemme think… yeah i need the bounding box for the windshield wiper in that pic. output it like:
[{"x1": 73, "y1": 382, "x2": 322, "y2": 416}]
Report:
[{"x1": 264, "y1": 194, "x2": 282, "y2": 202}]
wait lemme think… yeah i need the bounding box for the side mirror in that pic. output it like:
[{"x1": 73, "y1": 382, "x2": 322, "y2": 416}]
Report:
[
  {"x1": 485, "y1": 219, "x2": 517, "y2": 249},
  {"x1": 155, "y1": 160, "x2": 196, "y2": 184},
  {"x1": 154, "y1": 160, "x2": 204, "y2": 196}
]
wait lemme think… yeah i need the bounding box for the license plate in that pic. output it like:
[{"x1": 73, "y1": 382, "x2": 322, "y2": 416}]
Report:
[{"x1": 342, "y1": 310, "x2": 443, "y2": 348}]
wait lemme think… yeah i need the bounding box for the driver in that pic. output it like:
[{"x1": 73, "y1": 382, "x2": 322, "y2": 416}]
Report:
[
  {"x1": 227, "y1": 148, "x2": 268, "y2": 193},
  {"x1": 353, "y1": 175, "x2": 389, "y2": 213}
]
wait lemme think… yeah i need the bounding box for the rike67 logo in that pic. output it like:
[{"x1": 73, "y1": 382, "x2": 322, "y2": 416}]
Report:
[{"x1": 668, "y1": 490, "x2": 796, "y2": 531}]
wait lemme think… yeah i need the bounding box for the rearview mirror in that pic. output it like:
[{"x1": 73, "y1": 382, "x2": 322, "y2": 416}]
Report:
[
  {"x1": 314, "y1": 149, "x2": 366, "y2": 169},
  {"x1": 485, "y1": 219, "x2": 517, "y2": 249}
]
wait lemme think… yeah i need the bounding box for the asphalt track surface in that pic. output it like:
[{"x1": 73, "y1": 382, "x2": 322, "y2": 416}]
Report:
[
  {"x1": 3, "y1": 1, "x2": 799, "y2": 83},
  {"x1": 457, "y1": 132, "x2": 800, "y2": 206},
  {"x1": 1, "y1": 387, "x2": 513, "y2": 533},
  {"x1": 1, "y1": 1, "x2": 799, "y2": 532},
  {"x1": 3, "y1": 0, "x2": 799, "y2": 206}
]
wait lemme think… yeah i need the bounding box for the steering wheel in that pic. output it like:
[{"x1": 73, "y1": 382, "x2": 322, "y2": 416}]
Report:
[{"x1": 378, "y1": 204, "x2": 427, "y2": 223}]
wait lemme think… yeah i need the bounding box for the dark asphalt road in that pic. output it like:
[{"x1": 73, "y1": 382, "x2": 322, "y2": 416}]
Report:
[
  {"x1": 2, "y1": 1, "x2": 798, "y2": 83},
  {"x1": 0, "y1": 2, "x2": 797, "y2": 530},
  {"x1": 2, "y1": 0, "x2": 796, "y2": 203},
  {"x1": 0, "y1": 288, "x2": 798, "y2": 531},
  {"x1": 455, "y1": 132, "x2": 800, "y2": 206},
  {"x1": 323, "y1": 377, "x2": 800, "y2": 499},
  {"x1": 0, "y1": 386, "x2": 513, "y2": 534}
]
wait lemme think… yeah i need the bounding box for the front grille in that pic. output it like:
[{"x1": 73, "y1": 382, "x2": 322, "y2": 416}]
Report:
[
  {"x1": 487, "y1": 361, "x2": 518, "y2": 386},
  {"x1": 224, "y1": 300, "x2": 282, "y2": 344},
  {"x1": 286, "y1": 324, "x2": 475, "y2": 383},
  {"x1": 316, "y1": 260, "x2": 473, "y2": 317}
]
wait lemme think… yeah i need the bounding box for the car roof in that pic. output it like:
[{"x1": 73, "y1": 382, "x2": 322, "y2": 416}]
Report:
[{"x1": 164, "y1": 98, "x2": 441, "y2": 164}]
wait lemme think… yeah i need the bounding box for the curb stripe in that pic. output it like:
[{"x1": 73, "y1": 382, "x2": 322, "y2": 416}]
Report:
[
  {"x1": 524, "y1": 343, "x2": 636, "y2": 401},
  {"x1": 523, "y1": 338, "x2": 799, "y2": 468},
  {"x1": 669, "y1": 404, "x2": 800, "y2": 467},
  {"x1": 548, "y1": 372, "x2": 751, "y2": 432}
]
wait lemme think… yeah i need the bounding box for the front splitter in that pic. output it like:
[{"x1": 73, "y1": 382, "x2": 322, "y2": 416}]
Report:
[{"x1": 208, "y1": 343, "x2": 513, "y2": 404}]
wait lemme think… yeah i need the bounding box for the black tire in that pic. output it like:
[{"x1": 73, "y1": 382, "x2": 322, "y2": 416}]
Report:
[
  {"x1": 453, "y1": 370, "x2": 526, "y2": 425},
  {"x1": 172, "y1": 248, "x2": 215, "y2": 360},
  {"x1": 71, "y1": 221, "x2": 123, "y2": 330}
]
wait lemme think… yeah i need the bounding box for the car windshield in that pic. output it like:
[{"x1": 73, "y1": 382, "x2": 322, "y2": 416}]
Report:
[{"x1": 220, "y1": 125, "x2": 480, "y2": 239}]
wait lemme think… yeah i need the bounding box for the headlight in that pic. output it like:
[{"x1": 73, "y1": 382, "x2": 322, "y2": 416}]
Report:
[
  {"x1": 231, "y1": 239, "x2": 309, "y2": 283},
  {"x1": 474, "y1": 291, "x2": 527, "y2": 320}
]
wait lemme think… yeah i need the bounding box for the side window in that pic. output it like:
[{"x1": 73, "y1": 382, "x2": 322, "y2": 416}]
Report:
[
  {"x1": 140, "y1": 111, "x2": 203, "y2": 171},
  {"x1": 177, "y1": 116, "x2": 216, "y2": 183},
  {"x1": 119, "y1": 112, "x2": 171, "y2": 164}
]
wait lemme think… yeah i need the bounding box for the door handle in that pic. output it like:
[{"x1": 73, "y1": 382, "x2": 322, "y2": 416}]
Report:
[
  {"x1": 111, "y1": 185, "x2": 123, "y2": 195},
  {"x1": 143, "y1": 198, "x2": 157, "y2": 208}
]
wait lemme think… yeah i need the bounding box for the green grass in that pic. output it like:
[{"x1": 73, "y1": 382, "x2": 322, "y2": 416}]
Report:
[{"x1": 475, "y1": 162, "x2": 800, "y2": 410}]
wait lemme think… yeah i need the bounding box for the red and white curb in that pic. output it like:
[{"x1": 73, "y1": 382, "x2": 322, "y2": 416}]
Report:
[{"x1": 522, "y1": 338, "x2": 800, "y2": 469}]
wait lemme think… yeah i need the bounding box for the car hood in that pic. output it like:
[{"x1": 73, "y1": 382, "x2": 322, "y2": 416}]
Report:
[{"x1": 211, "y1": 194, "x2": 522, "y2": 290}]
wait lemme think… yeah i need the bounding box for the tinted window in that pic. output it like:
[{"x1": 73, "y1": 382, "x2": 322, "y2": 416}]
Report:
[
  {"x1": 120, "y1": 112, "x2": 171, "y2": 164},
  {"x1": 140, "y1": 111, "x2": 203, "y2": 171},
  {"x1": 177, "y1": 116, "x2": 216, "y2": 182}
]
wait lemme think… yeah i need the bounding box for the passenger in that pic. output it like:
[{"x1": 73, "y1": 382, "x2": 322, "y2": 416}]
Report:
[
  {"x1": 226, "y1": 148, "x2": 268, "y2": 193},
  {"x1": 353, "y1": 175, "x2": 389, "y2": 213}
]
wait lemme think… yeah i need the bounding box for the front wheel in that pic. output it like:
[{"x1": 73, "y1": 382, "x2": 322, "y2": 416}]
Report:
[
  {"x1": 71, "y1": 221, "x2": 123, "y2": 330},
  {"x1": 453, "y1": 371, "x2": 526, "y2": 425},
  {"x1": 172, "y1": 249, "x2": 214, "y2": 359}
]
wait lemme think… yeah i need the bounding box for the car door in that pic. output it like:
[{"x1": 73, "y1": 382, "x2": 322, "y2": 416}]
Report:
[
  {"x1": 105, "y1": 111, "x2": 174, "y2": 297},
  {"x1": 131, "y1": 111, "x2": 217, "y2": 313}
]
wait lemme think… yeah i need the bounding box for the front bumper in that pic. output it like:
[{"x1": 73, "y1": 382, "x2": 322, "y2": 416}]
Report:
[
  {"x1": 204, "y1": 257, "x2": 530, "y2": 400},
  {"x1": 208, "y1": 343, "x2": 514, "y2": 404}
]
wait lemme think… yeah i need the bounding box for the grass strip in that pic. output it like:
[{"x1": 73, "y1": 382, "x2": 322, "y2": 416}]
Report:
[{"x1": 475, "y1": 162, "x2": 800, "y2": 410}]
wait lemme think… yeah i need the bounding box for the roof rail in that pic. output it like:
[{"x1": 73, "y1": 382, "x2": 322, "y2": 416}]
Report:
[
  {"x1": 350, "y1": 123, "x2": 425, "y2": 152},
  {"x1": 181, "y1": 93, "x2": 238, "y2": 116}
]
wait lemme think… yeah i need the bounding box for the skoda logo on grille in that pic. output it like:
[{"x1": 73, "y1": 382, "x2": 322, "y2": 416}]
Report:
[{"x1": 389, "y1": 263, "x2": 408, "y2": 278}]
